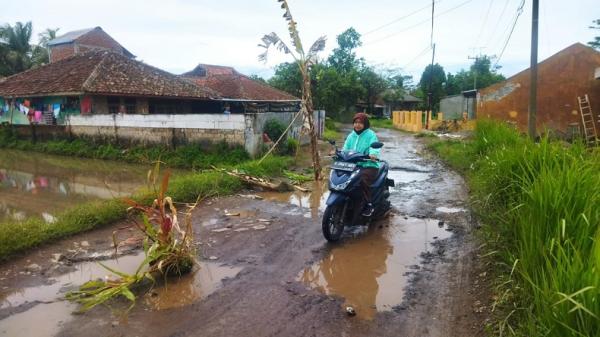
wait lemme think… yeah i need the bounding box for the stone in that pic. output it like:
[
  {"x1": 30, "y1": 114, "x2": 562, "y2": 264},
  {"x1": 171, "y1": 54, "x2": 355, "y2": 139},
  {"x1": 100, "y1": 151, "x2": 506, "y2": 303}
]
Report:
[
  {"x1": 345, "y1": 306, "x2": 356, "y2": 316},
  {"x1": 234, "y1": 228, "x2": 249, "y2": 232},
  {"x1": 26, "y1": 263, "x2": 41, "y2": 272},
  {"x1": 80, "y1": 241, "x2": 90, "y2": 248},
  {"x1": 208, "y1": 256, "x2": 219, "y2": 260},
  {"x1": 252, "y1": 225, "x2": 267, "y2": 230},
  {"x1": 211, "y1": 228, "x2": 230, "y2": 233}
]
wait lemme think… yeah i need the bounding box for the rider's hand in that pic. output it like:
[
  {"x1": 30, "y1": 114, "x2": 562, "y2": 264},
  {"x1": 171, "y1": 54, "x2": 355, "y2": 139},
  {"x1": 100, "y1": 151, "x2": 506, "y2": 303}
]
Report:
[
  {"x1": 329, "y1": 150, "x2": 335, "y2": 156},
  {"x1": 369, "y1": 155, "x2": 378, "y2": 161}
]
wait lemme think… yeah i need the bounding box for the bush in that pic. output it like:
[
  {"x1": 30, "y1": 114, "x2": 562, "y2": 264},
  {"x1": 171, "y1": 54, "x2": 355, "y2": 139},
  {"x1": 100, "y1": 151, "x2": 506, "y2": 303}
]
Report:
[{"x1": 263, "y1": 118, "x2": 286, "y2": 143}]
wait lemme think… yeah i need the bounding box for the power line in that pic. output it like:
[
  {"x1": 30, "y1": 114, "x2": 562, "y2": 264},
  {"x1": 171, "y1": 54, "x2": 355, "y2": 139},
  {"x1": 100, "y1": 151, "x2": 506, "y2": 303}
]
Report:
[
  {"x1": 402, "y1": 45, "x2": 432, "y2": 69},
  {"x1": 473, "y1": 0, "x2": 494, "y2": 48},
  {"x1": 362, "y1": 1, "x2": 441, "y2": 36},
  {"x1": 485, "y1": 0, "x2": 510, "y2": 47},
  {"x1": 363, "y1": 0, "x2": 474, "y2": 47},
  {"x1": 494, "y1": 0, "x2": 525, "y2": 67}
]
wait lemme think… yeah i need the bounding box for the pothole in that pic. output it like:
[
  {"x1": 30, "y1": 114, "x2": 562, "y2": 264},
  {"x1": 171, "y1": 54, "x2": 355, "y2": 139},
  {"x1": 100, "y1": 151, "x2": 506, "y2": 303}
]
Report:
[{"x1": 298, "y1": 217, "x2": 452, "y2": 320}]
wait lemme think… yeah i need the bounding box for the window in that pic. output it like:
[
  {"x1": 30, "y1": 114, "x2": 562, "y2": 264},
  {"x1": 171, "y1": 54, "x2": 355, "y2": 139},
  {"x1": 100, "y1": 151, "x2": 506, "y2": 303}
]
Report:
[
  {"x1": 107, "y1": 97, "x2": 120, "y2": 114},
  {"x1": 124, "y1": 98, "x2": 136, "y2": 114}
]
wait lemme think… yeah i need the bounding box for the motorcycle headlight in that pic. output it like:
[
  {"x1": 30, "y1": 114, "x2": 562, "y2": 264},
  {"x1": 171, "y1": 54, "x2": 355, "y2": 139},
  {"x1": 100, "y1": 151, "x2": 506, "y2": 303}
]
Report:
[{"x1": 331, "y1": 170, "x2": 360, "y2": 191}]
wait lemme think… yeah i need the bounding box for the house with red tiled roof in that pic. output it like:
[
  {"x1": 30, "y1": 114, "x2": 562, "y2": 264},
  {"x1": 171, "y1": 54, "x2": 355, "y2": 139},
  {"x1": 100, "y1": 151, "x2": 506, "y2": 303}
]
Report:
[
  {"x1": 48, "y1": 27, "x2": 134, "y2": 63},
  {"x1": 182, "y1": 64, "x2": 300, "y2": 113}
]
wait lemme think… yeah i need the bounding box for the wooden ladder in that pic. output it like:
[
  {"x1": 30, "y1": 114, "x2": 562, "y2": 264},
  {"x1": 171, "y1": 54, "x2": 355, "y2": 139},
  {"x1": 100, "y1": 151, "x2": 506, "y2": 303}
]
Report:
[{"x1": 578, "y1": 94, "x2": 598, "y2": 146}]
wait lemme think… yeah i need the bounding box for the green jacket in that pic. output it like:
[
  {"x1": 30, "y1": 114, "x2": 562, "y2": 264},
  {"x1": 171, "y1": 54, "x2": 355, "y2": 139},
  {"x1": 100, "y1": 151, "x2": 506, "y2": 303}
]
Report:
[{"x1": 342, "y1": 128, "x2": 380, "y2": 169}]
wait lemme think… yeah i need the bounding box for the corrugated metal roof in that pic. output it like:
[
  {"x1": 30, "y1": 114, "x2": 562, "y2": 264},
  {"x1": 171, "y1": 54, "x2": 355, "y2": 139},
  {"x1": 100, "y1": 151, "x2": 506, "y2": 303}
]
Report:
[{"x1": 47, "y1": 27, "x2": 97, "y2": 46}]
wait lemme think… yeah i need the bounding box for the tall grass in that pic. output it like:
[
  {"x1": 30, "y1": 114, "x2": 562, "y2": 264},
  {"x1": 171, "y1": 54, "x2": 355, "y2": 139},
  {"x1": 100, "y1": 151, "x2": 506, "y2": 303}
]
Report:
[{"x1": 430, "y1": 119, "x2": 600, "y2": 336}]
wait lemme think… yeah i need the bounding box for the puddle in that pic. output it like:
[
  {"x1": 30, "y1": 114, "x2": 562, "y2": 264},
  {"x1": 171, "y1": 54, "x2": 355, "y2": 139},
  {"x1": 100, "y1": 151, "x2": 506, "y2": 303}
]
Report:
[
  {"x1": 387, "y1": 170, "x2": 430, "y2": 185},
  {"x1": 1, "y1": 253, "x2": 145, "y2": 310},
  {"x1": 144, "y1": 263, "x2": 242, "y2": 310},
  {"x1": 436, "y1": 206, "x2": 466, "y2": 214},
  {"x1": 0, "y1": 301, "x2": 76, "y2": 337},
  {"x1": 258, "y1": 180, "x2": 328, "y2": 219},
  {"x1": 298, "y1": 217, "x2": 452, "y2": 320}
]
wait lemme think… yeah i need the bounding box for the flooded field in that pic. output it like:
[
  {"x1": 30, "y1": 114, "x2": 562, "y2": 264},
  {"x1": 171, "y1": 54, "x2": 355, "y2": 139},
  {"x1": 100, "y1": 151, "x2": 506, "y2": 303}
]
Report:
[{"x1": 0, "y1": 149, "x2": 152, "y2": 223}]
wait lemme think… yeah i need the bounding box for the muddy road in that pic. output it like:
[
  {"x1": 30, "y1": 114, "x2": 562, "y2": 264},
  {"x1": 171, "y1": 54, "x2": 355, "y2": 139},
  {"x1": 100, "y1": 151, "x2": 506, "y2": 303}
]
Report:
[{"x1": 0, "y1": 129, "x2": 489, "y2": 337}]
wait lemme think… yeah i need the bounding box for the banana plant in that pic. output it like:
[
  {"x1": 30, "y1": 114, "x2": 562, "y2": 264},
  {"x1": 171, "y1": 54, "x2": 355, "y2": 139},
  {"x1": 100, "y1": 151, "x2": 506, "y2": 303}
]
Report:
[{"x1": 259, "y1": 0, "x2": 326, "y2": 181}]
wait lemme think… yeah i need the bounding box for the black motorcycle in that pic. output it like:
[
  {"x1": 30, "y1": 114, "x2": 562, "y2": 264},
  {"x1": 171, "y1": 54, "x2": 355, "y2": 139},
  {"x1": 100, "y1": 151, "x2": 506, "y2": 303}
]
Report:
[{"x1": 322, "y1": 141, "x2": 395, "y2": 242}]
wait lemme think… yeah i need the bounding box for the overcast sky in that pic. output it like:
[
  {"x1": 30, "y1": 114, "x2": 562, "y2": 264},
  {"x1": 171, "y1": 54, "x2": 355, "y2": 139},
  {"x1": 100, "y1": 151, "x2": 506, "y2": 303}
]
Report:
[{"x1": 1, "y1": 0, "x2": 598, "y2": 84}]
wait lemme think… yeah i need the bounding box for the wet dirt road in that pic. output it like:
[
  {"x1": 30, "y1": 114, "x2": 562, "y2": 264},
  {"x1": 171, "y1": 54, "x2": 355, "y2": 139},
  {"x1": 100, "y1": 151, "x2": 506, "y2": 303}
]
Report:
[{"x1": 0, "y1": 129, "x2": 488, "y2": 337}]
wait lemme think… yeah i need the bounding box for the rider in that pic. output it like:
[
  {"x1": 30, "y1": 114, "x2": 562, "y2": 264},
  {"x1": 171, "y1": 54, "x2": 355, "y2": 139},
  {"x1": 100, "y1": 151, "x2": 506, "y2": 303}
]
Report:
[{"x1": 342, "y1": 112, "x2": 380, "y2": 217}]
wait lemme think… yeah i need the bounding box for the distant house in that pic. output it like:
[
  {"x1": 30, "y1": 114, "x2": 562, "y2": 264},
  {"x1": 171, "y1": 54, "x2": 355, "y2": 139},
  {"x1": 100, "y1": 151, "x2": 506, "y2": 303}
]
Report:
[
  {"x1": 357, "y1": 92, "x2": 422, "y2": 118},
  {"x1": 48, "y1": 27, "x2": 134, "y2": 63},
  {"x1": 478, "y1": 43, "x2": 600, "y2": 136},
  {"x1": 181, "y1": 64, "x2": 300, "y2": 113},
  {"x1": 440, "y1": 90, "x2": 477, "y2": 120}
]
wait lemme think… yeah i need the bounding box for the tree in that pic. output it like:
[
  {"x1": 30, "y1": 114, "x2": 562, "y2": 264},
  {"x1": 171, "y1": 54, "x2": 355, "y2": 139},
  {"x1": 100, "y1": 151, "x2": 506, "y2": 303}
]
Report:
[
  {"x1": 259, "y1": 0, "x2": 326, "y2": 181},
  {"x1": 268, "y1": 62, "x2": 303, "y2": 97},
  {"x1": 444, "y1": 55, "x2": 505, "y2": 95},
  {"x1": 418, "y1": 63, "x2": 446, "y2": 113},
  {"x1": 359, "y1": 66, "x2": 387, "y2": 114},
  {"x1": 588, "y1": 19, "x2": 600, "y2": 50},
  {"x1": 328, "y1": 27, "x2": 363, "y2": 74},
  {"x1": 248, "y1": 74, "x2": 267, "y2": 84},
  {"x1": 0, "y1": 22, "x2": 33, "y2": 75},
  {"x1": 31, "y1": 28, "x2": 59, "y2": 67}
]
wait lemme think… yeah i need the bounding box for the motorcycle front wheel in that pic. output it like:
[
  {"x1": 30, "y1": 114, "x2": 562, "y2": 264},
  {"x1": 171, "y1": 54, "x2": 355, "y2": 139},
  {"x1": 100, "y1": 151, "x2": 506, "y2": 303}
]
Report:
[{"x1": 322, "y1": 203, "x2": 347, "y2": 242}]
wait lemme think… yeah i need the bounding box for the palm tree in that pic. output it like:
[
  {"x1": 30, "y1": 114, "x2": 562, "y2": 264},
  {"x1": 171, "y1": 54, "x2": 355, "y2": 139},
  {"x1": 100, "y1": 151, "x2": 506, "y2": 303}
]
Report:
[
  {"x1": 32, "y1": 27, "x2": 59, "y2": 66},
  {"x1": 0, "y1": 21, "x2": 33, "y2": 74},
  {"x1": 259, "y1": 0, "x2": 326, "y2": 181}
]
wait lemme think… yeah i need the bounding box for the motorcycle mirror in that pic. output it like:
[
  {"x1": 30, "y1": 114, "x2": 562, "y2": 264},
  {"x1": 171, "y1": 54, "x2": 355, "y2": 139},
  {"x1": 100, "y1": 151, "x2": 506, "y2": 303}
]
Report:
[
  {"x1": 328, "y1": 140, "x2": 336, "y2": 146},
  {"x1": 370, "y1": 142, "x2": 383, "y2": 149}
]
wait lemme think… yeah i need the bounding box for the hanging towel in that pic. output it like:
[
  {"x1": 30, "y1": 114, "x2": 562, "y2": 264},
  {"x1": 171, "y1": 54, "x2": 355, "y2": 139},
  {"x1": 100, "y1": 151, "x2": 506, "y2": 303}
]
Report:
[
  {"x1": 53, "y1": 103, "x2": 61, "y2": 118},
  {"x1": 34, "y1": 110, "x2": 42, "y2": 122}
]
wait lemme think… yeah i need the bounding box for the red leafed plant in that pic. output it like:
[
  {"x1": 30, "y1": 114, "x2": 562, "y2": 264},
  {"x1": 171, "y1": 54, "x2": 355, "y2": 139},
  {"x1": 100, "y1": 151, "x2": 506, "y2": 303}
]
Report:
[{"x1": 66, "y1": 164, "x2": 197, "y2": 312}]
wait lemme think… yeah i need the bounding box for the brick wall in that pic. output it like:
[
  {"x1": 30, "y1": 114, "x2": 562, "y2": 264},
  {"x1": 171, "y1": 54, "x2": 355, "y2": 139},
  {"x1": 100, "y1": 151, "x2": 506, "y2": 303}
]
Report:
[
  {"x1": 478, "y1": 44, "x2": 600, "y2": 135},
  {"x1": 49, "y1": 44, "x2": 75, "y2": 62}
]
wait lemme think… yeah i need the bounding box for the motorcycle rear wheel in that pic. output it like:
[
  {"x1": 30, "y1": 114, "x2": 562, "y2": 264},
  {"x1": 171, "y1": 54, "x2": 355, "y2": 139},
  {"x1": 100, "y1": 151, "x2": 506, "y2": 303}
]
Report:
[{"x1": 322, "y1": 203, "x2": 346, "y2": 242}]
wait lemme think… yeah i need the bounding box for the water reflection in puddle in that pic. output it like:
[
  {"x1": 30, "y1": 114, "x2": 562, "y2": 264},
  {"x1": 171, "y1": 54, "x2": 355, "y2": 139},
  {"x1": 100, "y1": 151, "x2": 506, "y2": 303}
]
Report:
[
  {"x1": 436, "y1": 206, "x2": 465, "y2": 213},
  {"x1": 144, "y1": 264, "x2": 242, "y2": 310},
  {"x1": 258, "y1": 180, "x2": 328, "y2": 219},
  {"x1": 299, "y1": 217, "x2": 452, "y2": 320},
  {"x1": 0, "y1": 252, "x2": 241, "y2": 336}
]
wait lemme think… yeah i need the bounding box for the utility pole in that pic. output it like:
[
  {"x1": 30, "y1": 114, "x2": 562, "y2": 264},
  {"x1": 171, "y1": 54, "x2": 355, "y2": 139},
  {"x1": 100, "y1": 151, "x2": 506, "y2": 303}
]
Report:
[
  {"x1": 426, "y1": 0, "x2": 435, "y2": 129},
  {"x1": 528, "y1": 0, "x2": 539, "y2": 139},
  {"x1": 468, "y1": 55, "x2": 479, "y2": 90}
]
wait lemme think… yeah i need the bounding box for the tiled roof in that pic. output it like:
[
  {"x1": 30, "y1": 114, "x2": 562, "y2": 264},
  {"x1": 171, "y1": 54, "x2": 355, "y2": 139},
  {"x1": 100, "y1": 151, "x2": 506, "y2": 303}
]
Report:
[
  {"x1": 0, "y1": 50, "x2": 220, "y2": 99},
  {"x1": 183, "y1": 65, "x2": 299, "y2": 101},
  {"x1": 47, "y1": 27, "x2": 96, "y2": 46}
]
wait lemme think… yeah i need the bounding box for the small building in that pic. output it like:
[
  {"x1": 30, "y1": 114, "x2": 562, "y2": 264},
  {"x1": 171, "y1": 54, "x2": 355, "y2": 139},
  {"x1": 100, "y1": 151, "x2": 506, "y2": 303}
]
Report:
[
  {"x1": 48, "y1": 27, "x2": 134, "y2": 63},
  {"x1": 440, "y1": 89, "x2": 477, "y2": 120},
  {"x1": 478, "y1": 43, "x2": 600, "y2": 136}
]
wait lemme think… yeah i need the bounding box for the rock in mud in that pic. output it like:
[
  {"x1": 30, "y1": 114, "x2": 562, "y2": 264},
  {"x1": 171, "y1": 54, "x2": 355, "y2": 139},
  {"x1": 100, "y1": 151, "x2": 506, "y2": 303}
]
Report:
[
  {"x1": 25, "y1": 263, "x2": 41, "y2": 272},
  {"x1": 345, "y1": 306, "x2": 356, "y2": 316}
]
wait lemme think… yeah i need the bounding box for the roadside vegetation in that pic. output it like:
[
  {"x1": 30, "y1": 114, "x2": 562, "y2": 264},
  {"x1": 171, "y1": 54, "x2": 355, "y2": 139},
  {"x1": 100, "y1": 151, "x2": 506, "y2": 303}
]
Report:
[
  {"x1": 429, "y1": 120, "x2": 600, "y2": 336},
  {"x1": 369, "y1": 118, "x2": 394, "y2": 130},
  {"x1": 323, "y1": 118, "x2": 342, "y2": 141},
  {"x1": 0, "y1": 127, "x2": 248, "y2": 170},
  {"x1": 0, "y1": 156, "x2": 291, "y2": 260}
]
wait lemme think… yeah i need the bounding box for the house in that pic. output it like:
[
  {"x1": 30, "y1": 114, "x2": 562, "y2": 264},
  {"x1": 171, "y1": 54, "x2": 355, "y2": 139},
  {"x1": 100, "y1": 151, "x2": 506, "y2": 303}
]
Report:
[
  {"x1": 181, "y1": 64, "x2": 300, "y2": 113},
  {"x1": 47, "y1": 27, "x2": 134, "y2": 63},
  {"x1": 357, "y1": 92, "x2": 422, "y2": 118},
  {"x1": 478, "y1": 43, "x2": 600, "y2": 136},
  {"x1": 0, "y1": 50, "x2": 310, "y2": 156}
]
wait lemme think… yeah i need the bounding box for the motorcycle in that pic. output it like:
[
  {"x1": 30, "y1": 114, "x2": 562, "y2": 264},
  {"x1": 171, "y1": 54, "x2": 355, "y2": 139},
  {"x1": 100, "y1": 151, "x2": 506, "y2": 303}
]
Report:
[{"x1": 322, "y1": 140, "x2": 395, "y2": 242}]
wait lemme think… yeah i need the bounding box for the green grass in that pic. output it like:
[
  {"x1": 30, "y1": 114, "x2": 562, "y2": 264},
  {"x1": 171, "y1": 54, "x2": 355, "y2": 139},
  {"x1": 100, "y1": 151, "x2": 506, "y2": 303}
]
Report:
[
  {"x1": 429, "y1": 119, "x2": 600, "y2": 337},
  {"x1": 323, "y1": 118, "x2": 342, "y2": 141},
  {"x1": 0, "y1": 127, "x2": 249, "y2": 170},
  {"x1": 0, "y1": 156, "x2": 291, "y2": 260},
  {"x1": 369, "y1": 118, "x2": 394, "y2": 129}
]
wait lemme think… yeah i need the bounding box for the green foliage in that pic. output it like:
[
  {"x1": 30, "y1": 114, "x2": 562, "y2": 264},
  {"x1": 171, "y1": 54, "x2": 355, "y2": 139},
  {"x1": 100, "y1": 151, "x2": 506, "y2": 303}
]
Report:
[
  {"x1": 588, "y1": 19, "x2": 600, "y2": 50},
  {"x1": 284, "y1": 138, "x2": 299, "y2": 156},
  {"x1": 0, "y1": 136, "x2": 249, "y2": 170},
  {"x1": 430, "y1": 120, "x2": 600, "y2": 337},
  {"x1": 263, "y1": 118, "x2": 286, "y2": 143},
  {"x1": 369, "y1": 118, "x2": 394, "y2": 130},
  {"x1": 283, "y1": 170, "x2": 312, "y2": 185},
  {"x1": 445, "y1": 55, "x2": 506, "y2": 95},
  {"x1": 417, "y1": 63, "x2": 446, "y2": 113}
]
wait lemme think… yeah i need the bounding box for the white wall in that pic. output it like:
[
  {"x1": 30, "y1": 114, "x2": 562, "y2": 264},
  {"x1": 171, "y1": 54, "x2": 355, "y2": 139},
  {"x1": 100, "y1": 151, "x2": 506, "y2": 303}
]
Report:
[{"x1": 67, "y1": 113, "x2": 246, "y2": 130}]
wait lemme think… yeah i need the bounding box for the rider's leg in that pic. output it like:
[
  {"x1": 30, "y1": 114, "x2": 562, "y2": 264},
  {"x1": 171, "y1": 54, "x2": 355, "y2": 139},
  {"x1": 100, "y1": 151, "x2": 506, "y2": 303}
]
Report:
[{"x1": 360, "y1": 168, "x2": 378, "y2": 216}]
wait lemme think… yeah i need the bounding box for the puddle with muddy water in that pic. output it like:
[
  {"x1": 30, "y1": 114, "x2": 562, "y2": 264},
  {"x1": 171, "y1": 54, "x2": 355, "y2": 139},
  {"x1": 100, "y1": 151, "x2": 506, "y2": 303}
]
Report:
[
  {"x1": 0, "y1": 252, "x2": 241, "y2": 337},
  {"x1": 299, "y1": 217, "x2": 452, "y2": 320}
]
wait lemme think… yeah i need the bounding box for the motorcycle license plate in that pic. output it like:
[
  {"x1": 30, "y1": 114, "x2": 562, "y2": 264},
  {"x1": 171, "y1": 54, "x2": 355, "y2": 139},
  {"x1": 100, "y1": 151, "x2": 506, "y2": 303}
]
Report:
[{"x1": 331, "y1": 161, "x2": 356, "y2": 171}]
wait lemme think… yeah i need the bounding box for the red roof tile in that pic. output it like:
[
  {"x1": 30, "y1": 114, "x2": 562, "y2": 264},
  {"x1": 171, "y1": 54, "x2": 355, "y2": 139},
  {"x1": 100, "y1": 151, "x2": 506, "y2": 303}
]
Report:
[
  {"x1": 183, "y1": 65, "x2": 299, "y2": 101},
  {"x1": 0, "y1": 50, "x2": 219, "y2": 99}
]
